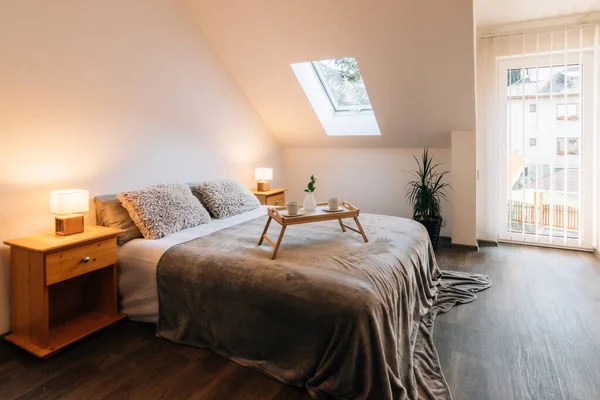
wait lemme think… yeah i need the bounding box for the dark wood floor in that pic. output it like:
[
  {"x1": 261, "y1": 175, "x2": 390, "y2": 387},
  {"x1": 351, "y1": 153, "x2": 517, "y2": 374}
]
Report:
[{"x1": 1, "y1": 244, "x2": 600, "y2": 399}]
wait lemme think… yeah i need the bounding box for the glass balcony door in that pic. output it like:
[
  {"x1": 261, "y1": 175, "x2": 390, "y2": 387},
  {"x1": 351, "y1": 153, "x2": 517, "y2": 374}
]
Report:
[{"x1": 496, "y1": 52, "x2": 594, "y2": 249}]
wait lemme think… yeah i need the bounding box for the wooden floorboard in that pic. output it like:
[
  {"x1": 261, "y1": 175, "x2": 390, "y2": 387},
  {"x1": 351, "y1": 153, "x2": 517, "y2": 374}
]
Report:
[{"x1": 0, "y1": 244, "x2": 599, "y2": 399}]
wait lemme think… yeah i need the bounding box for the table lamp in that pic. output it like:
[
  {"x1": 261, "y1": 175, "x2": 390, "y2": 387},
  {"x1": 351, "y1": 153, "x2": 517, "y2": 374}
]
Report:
[
  {"x1": 255, "y1": 168, "x2": 273, "y2": 192},
  {"x1": 49, "y1": 189, "x2": 89, "y2": 236}
]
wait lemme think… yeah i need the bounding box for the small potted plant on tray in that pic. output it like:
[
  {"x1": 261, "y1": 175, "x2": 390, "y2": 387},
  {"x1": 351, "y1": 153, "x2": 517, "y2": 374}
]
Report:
[{"x1": 405, "y1": 149, "x2": 451, "y2": 250}]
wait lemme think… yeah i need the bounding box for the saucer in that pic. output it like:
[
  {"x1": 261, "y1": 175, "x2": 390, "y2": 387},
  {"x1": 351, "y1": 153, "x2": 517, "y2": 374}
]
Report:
[
  {"x1": 281, "y1": 210, "x2": 305, "y2": 217},
  {"x1": 321, "y1": 207, "x2": 344, "y2": 213}
]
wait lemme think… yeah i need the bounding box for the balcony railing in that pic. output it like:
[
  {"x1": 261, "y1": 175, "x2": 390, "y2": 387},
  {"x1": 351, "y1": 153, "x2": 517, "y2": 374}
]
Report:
[{"x1": 509, "y1": 200, "x2": 578, "y2": 231}]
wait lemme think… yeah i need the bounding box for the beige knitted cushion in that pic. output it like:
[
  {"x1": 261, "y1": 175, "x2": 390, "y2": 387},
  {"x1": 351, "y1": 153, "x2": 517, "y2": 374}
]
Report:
[
  {"x1": 195, "y1": 179, "x2": 260, "y2": 219},
  {"x1": 118, "y1": 183, "x2": 210, "y2": 239}
]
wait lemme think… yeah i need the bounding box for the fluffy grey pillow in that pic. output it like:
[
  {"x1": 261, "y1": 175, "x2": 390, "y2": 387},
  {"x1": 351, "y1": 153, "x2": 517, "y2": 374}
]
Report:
[
  {"x1": 195, "y1": 179, "x2": 260, "y2": 219},
  {"x1": 117, "y1": 183, "x2": 211, "y2": 239}
]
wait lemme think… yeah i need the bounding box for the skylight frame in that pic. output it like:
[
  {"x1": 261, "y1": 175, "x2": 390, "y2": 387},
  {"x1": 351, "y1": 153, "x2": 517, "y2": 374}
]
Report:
[
  {"x1": 290, "y1": 58, "x2": 380, "y2": 137},
  {"x1": 310, "y1": 59, "x2": 373, "y2": 114}
]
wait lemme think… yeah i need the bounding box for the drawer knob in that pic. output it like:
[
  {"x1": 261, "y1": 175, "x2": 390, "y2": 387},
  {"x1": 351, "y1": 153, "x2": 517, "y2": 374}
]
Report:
[
  {"x1": 275, "y1": 200, "x2": 280, "y2": 205},
  {"x1": 81, "y1": 256, "x2": 90, "y2": 264}
]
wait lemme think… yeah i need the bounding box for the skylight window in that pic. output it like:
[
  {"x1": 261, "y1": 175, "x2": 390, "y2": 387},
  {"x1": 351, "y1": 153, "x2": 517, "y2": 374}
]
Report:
[
  {"x1": 312, "y1": 57, "x2": 372, "y2": 112},
  {"x1": 291, "y1": 56, "x2": 380, "y2": 136}
]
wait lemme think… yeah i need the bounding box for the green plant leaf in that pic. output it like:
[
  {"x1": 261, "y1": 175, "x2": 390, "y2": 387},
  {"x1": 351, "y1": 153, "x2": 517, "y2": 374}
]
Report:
[{"x1": 404, "y1": 147, "x2": 451, "y2": 220}]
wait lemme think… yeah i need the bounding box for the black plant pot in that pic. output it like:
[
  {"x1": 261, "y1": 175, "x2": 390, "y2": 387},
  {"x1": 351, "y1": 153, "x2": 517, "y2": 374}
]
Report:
[{"x1": 415, "y1": 218, "x2": 442, "y2": 250}]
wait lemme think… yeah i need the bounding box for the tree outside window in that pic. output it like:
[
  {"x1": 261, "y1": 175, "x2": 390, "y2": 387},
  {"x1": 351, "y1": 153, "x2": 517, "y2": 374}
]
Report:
[{"x1": 312, "y1": 57, "x2": 371, "y2": 111}]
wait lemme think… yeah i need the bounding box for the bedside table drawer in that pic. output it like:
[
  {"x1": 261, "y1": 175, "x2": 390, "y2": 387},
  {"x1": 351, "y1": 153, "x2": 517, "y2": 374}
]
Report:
[
  {"x1": 266, "y1": 193, "x2": 285, "y2": 206},
  {"x1": 45, "y1": 238, "x2": 117, "y2": 285}
]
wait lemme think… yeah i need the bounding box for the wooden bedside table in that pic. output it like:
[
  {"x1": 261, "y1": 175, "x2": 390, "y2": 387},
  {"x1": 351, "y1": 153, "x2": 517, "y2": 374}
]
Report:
[
  {"x1": 251, "y1": 188, "x2": 287, "y2": 206},
  {"x1": 3, "y1": 225, "x2": 126, "y2": 358}
]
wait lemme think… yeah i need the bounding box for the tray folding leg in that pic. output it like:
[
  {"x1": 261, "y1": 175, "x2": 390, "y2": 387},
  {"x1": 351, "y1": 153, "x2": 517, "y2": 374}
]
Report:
[
  {"x1": 339, "y1": 217, "x2": 369, "y2": 243},
  {"x1": 353, "y1": 217, "x2": 369, "y2": 243},
  {"x1": 258, "y1": 216, "x2": 272, "y2": 245},
  {"x1": 271, "y1": 225, "x2": 287, "y2": 260},
  {"x1": 258, "y1": 217, "x2": 288, "y2": 260}
]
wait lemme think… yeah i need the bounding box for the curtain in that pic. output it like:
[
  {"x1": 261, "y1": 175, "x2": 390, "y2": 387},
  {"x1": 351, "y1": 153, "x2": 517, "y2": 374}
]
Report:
[{"x1": 476, "y1": 22, "x2": 600, "y2": 249}]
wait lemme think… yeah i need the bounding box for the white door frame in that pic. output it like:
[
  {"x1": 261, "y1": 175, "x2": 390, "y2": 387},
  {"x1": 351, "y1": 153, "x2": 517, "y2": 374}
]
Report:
[{"x1": 496, "y1": 52, "x2": 594, "y2": 249}]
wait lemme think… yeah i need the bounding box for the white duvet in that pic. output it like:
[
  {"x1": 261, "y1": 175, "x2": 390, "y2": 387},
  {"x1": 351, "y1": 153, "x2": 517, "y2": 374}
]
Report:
[{"x1": 118, "y1": 206, "x2": 269, "y2": 323}]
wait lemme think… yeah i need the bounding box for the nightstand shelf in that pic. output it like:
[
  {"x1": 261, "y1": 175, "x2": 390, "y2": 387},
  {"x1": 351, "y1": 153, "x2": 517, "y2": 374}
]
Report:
[
  {"x1": 7, "y1": 311, "x2": 123, "y2": 358},
  {"x1": 4, "y1": 225, "x2": 125, "y2": 358},
  {"x1": 251, "y1": 188, "x2": 287, "y2": 206}
]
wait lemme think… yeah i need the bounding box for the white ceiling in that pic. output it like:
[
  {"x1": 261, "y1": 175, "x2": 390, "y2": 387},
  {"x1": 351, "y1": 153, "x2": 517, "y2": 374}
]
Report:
[{"x1": 475, "y1": 0, "x2": 600, "y2": 27}]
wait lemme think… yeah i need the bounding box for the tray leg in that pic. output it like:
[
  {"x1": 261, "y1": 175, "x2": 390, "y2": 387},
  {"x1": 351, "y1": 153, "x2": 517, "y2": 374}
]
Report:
[
  {"x1": 338, "y1": 219, "x2": 346, "y2": 232},
  {"x1": 258, "y1": 216, "x2": 272, "y2": 245},
  {"x1": 354, "y1": 217, "x2": 369, "y2": 243},
  {"x1": 271, "y1": 225, "x2": 287, "y2": 260}
]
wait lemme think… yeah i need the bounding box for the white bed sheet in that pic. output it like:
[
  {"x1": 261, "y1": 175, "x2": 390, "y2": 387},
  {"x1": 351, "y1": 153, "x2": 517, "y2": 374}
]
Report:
[{"x1": 118, "y1": 206, "x2": 269, "y2": 323}]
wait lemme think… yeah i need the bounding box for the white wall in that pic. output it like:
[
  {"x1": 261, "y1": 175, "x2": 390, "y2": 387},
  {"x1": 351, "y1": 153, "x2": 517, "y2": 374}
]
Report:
[
  {"x1": 0, "y1": 0, "x2": 281, "y2": 334},
  {"x1": 185, "y1": 0, "x2": 477, "y2": 148},
  {"x1": 451, "y1": 131, "x2": 478, "y2": 246},
  {"x1": 283, "y1": 148, "x2": 452, "y2": 237}
]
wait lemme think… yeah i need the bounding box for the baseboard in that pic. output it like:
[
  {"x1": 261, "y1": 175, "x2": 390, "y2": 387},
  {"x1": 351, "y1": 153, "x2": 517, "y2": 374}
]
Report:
[
  {"x1": 450, "y1": 242, "x2": 479, "y2": 251},
  {"x1": 477, "y1": 239, "x2": 499, "y2": 247},
  {"x1": 498, "y1": 239, "x2": 594, "y2": 252},
  {"x1": 438, "y1": 236, "x2": 480, "y2": 251}
]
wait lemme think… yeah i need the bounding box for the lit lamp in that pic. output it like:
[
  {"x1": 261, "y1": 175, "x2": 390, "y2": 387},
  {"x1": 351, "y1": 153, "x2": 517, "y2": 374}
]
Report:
[
  {"x1": 255, "y1": 168, "x2": 273, "y2": 192},
  {"x1": 49, "y1": 189, "x2": 89, "y2": 236}
]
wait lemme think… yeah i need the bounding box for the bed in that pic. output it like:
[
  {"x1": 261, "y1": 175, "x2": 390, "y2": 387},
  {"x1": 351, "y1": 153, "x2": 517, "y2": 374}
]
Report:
[
  {"x1": 118, "y1": 206, "x2": 269, "y2": 323},
  {"x1": 114, "y1": 205, "x2": 491, "y2": 400}
]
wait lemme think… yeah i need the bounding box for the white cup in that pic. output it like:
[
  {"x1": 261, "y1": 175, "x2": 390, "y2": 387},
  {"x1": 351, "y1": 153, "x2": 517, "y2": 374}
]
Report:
[
  {"x1": 286, "y1": 201, "x2": 300, "y2": 215},
  {"x1": 327, "y1": 197, "x2": 340, "y2": 211}
]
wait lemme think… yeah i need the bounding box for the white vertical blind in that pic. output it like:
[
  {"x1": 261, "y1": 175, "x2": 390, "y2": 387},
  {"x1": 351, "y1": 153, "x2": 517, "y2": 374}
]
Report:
[{"x1": 477, "y1": 22, "x2": 600, "y2": 250}]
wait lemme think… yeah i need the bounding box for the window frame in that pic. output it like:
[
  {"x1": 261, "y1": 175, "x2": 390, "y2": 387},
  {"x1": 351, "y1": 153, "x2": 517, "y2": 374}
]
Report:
[
  {"x1": 556, "y1": 137, "x2": 580, "y2": 155},
  {"x1": 556, "y1": 103, "x2": 580, "y2": 121},
  {"x1": 557, "y1": 137, "x2": 565, "y2": 155},
  {"x1": 567, "y1": 137, "x2": 579, "y2": 155},
  {"x1": 290, "y1": 60, "x2": 380, "y2": 136},
  {"x1": 311, "y1": 61, "x2": 373, "y2": 114}
]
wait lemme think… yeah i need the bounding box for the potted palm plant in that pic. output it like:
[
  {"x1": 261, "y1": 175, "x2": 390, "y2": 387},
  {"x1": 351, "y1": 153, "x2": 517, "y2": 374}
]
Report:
[{"x1": 405, "y1": 148, "x2": 451, "y2": 250}]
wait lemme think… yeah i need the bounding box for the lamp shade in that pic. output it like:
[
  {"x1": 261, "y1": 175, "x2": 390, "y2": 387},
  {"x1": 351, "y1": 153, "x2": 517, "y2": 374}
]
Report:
[
  {"x1": 49, "y1": 189, "x2": 89, "y2": 215},
  {"x1": 255, "y1": 168, "x2": 273, "y2": 181}
]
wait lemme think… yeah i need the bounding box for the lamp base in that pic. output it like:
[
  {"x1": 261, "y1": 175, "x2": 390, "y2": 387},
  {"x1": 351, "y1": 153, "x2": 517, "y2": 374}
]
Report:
[
  {"x1": 256, "y1": 181, "x2": 271, "y2": 192},
  {"x1": 55, "y1": 215, "x2": 84, "y2": 236}
]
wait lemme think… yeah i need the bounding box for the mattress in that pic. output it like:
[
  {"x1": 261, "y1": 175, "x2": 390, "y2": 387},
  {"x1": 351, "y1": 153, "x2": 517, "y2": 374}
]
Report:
[{"x1": 117, "y1": 206, "x2": 269, "y2": 322}]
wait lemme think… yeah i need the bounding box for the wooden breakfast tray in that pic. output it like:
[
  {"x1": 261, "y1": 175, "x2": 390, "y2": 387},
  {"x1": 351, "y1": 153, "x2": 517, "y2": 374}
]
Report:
[{"x1": 258, "y1": 201, "x2": 368, "y2": 260}]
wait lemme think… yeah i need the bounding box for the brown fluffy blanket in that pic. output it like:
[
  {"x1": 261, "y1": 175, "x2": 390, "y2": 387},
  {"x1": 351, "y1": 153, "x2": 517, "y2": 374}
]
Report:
[{"x1": 156, "y1": 214, "x2": 491, "y2": 399}]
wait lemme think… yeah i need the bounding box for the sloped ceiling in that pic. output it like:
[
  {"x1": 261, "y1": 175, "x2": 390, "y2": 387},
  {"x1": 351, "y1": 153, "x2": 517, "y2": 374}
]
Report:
[{"x1": 184, "y1": 0, "x2": 477, "y2": 148}]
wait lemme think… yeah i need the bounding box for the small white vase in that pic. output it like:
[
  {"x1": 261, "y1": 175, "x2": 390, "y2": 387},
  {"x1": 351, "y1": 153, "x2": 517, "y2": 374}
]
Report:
[{"x1": 303, "y1": 192, "x2": 317, "y2": 211}]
